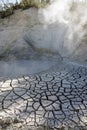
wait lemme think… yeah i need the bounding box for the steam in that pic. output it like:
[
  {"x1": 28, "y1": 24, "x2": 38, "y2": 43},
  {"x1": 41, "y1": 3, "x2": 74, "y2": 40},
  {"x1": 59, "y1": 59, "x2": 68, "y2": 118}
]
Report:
[
  {"x1": 0, "y1": 60, "x2": 58, "y2": 78},
  {"x1": 38, "y1": 0, "x2": 70, "y2": 24},
  {"x1": 36, "y1": 0, "x2": 87, "y2": 61}
]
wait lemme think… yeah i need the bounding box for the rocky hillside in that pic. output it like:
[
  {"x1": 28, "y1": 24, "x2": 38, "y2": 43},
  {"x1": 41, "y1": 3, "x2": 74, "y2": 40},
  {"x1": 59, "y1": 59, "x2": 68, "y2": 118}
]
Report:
[
  {"x1": 0, "y1": 8, "x2": 60, "y2": 61},
  {"x1": 0, "y1": 0, "x2": 87, "y2": 62},
  {"x1": 0, "y1": 8, "x2": 46, "y2": 60}
]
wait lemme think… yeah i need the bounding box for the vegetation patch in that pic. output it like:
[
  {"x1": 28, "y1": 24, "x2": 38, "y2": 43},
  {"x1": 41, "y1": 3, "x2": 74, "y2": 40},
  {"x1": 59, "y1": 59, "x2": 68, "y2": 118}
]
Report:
[
  {"x1": 20, "y1": 0, "x2": 49, "y2": 9},
  {"x1": 0, "y1": 7, "x2": 14, "y2": 18},
  {"x1": 0, "y1": 0, "x2": 50, "y2": 19}
]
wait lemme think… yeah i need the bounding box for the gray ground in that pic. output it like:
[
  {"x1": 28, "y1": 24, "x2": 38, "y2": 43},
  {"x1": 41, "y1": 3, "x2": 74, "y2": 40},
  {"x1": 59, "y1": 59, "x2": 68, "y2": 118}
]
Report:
[
  {"x1": 0, "y1": 60, "x2": 58, "y2": 78},
  {"x1": 0, "y1": 61, "x2": 87, "y2": 130}
]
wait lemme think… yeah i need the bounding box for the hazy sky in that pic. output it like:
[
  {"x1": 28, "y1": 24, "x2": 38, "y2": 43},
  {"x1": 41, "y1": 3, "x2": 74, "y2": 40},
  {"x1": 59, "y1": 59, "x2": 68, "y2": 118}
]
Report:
[{"x1": 0, "y1": 0, "x2": 21, "y2": 5}]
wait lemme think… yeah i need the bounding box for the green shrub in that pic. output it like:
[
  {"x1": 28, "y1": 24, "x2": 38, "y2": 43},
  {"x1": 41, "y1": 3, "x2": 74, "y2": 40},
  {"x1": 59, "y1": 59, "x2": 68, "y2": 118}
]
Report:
[
  {"x1": 20, "y1": 0, "x2": 36, "y2": 9},
  {"x1": 0, "y1": 7, "x2": 14, "y2": 18},
  {"x1": 12, "y1": 3, "x2": 21, "y2": 10},
  {"x1": 20, "y1": 0, "x2": 49, "y2": 9}
]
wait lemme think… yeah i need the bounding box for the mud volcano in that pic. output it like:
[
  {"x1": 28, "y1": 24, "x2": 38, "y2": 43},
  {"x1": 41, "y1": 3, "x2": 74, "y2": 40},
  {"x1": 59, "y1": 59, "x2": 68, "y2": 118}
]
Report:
[{"x1": 0, "y1": 0, "x2": 87, "y2": 130}]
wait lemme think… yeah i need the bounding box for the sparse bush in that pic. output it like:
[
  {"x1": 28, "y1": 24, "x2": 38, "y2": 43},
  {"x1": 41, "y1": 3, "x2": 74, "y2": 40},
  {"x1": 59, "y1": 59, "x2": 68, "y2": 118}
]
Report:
[
  {"x1": 0, "y1": 7, "x2": 14, "y2": 18},
  {"x1": 20, "y1": 0, "x2": 48, "y2": 9},
  {"x1": 12, "y1": 3, "x2": 21, "y2": 10}
]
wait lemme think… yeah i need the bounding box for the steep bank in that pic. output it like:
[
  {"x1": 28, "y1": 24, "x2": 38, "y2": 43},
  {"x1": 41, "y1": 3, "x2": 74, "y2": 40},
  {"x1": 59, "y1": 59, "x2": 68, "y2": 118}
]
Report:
[
  {"x1": 0, "y1": 0, "x2": 87, "y2": 62},
  {"x1": 0, "y1": 8, "x2": 43, "y2": 60},
  {"x1": 0, "y1": 8, "x2": 60, "y2": 61}
]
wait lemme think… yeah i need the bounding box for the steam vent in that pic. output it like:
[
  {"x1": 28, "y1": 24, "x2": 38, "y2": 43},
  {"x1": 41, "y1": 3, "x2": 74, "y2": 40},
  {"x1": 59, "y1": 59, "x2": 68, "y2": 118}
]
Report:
[{"x1": 0, "y1": 0, "x2": 87, "y2": 130}]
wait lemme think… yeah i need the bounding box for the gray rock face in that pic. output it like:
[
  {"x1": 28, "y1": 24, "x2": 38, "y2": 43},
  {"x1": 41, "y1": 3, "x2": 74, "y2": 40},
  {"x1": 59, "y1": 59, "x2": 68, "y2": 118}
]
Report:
[
  {"x1": 0, "y1": 9, "x2": 56, "y2": 60},
  {"x1": 0, "y1": 0, "x2": 87, "y2": 62}
]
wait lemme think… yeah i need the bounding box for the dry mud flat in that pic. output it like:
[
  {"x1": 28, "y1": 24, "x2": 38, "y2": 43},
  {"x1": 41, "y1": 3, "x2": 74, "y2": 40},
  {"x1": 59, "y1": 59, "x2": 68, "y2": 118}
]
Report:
[{"x1": 0, "y1": 61, "x2": 87, "y2": 130}]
